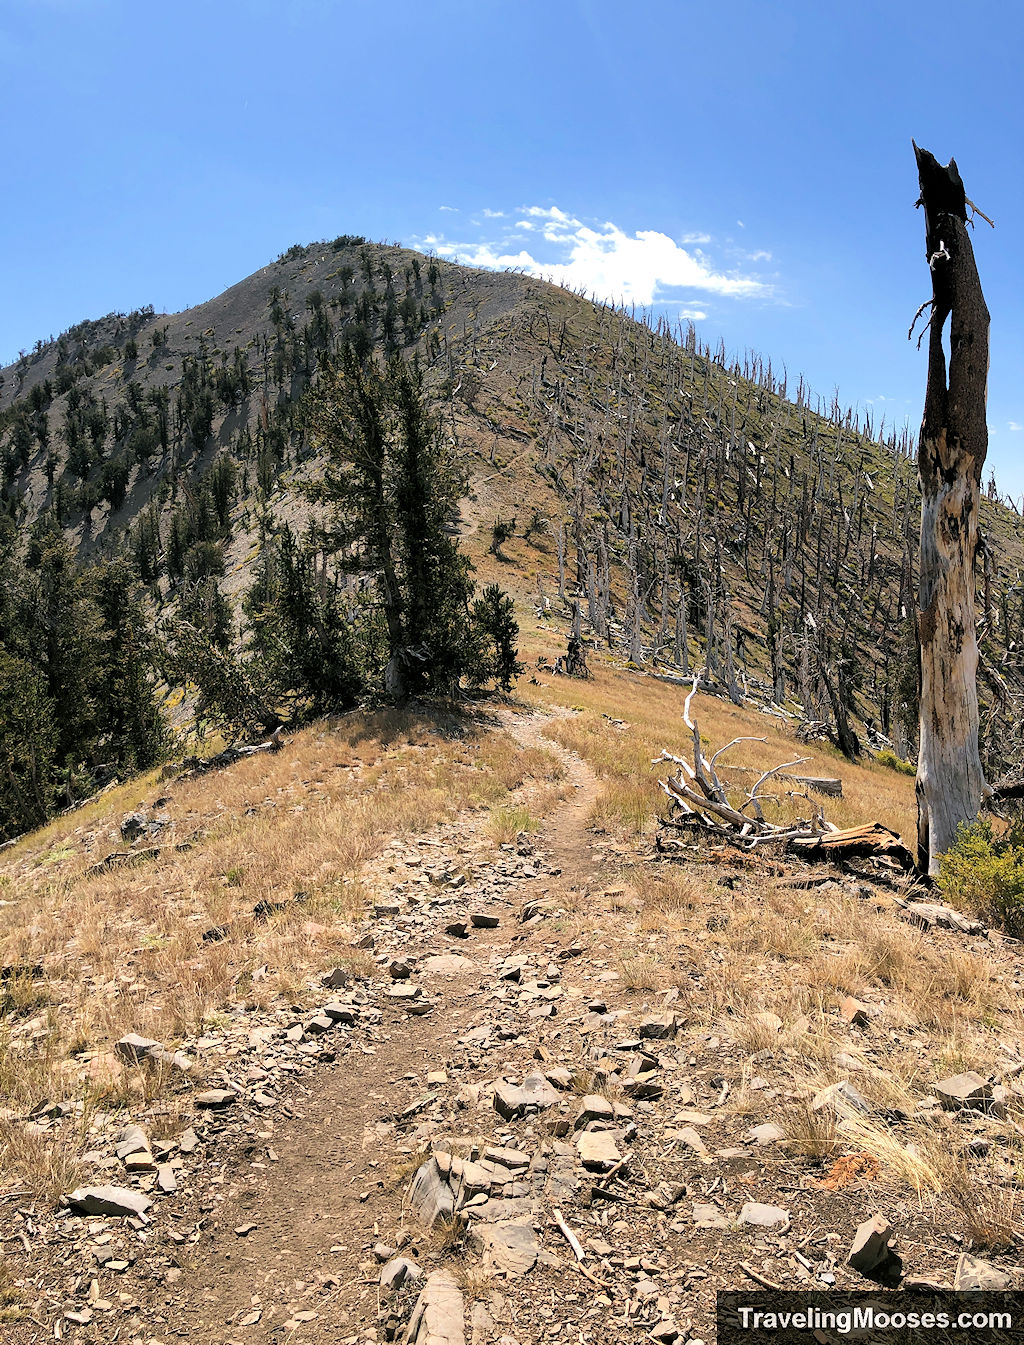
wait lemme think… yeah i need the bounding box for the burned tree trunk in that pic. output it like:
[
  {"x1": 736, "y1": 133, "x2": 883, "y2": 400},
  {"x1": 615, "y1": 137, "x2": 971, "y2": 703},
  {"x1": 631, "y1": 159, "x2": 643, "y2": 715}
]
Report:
[{"x1": 913, "y1": 143, "x2": 992, "y2": 873}]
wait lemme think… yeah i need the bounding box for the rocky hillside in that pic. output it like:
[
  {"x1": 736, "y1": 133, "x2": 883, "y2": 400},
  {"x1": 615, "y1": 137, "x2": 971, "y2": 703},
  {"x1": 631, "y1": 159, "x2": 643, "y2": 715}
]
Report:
[
  {"x1": 4, "y1": 239, "x2": 1024, "y2": 769},
  {"x1": 1, "y1": 667, "x2": 1020, "y2": 1343}
]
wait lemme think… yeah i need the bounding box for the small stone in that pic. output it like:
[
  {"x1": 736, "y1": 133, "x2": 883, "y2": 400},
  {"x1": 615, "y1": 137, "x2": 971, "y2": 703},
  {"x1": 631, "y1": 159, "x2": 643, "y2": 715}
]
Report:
[
  {"x1": 234, "y1": 1222, "x2": 258, "y2": 1236},
  {"x1": 445, "y1": 921, "x2": 469, "y2": 939},
  {"x1": 322, "y1": 967, "x2": 350, "y2": 989},
  {"x1": 156, "y1": 1164, "x2": 177, "y2": 1194},
  {"x1": 638, "y1": 1013, "x2": 677, "y2": 1040},
  {"x1": 387, "y1": 983, "x2": 422, "y2": 1000},
  {"x1": 935, "y1": 1072, "x2": 998, "y2": 1113},
  {"x1": 322, "y1": 1002, "x2": 356, "y2": 1025},
  {"x1": 483, "y1": 1145, "x2": 530, "y2": 1170},
  {"x1": 305, "y1": 1014, "x2": 335, "y2": 1035},
  {"x1": 848, "y1": 1213, "x2": 893, "y2": 1275},
  {"x1": 389, "y1": 960, "x2": 413, "y2": 980},
  {"x1": 380, "y1": 1256, "x2": 421, "y2": 1290},
  {"x1": 840, "y1": 996, "x2": 871, "y2": 1027},
  {"x1": 954, "y1": 1252, "x2": 1012, "y2": 1291},
  {"x1": 471, "y1": 912, "x2": 500, "y2": 929},
  {"x1": 124, "y1": 1151, "x2": 156, "y2": 1172},
  {"x1": 739, "y1": 1201, "x2": 790, "y2": 1229},
  {"x1": 747, "y1": 1123, "x2": 785, "y2": 1146},
  {"x1": 574, "y1": 1094, "x2": 615, "y2": 1128},
  {"x1": 195, "y1": 1089, "x2": 237, "y2": 1109},
  {"x1": 178, "y1": 1128, "x2": 199, "y2": 1153},
  {"x1": 812, "y1": 1080, "x2": 870, "y2": 1118}
]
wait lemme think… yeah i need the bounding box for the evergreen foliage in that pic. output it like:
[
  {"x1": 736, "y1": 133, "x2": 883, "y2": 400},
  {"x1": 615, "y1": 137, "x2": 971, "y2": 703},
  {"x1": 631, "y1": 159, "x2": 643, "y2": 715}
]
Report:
[{"x1": 0, "y1": 540, "x2": 168, "y2": 841}]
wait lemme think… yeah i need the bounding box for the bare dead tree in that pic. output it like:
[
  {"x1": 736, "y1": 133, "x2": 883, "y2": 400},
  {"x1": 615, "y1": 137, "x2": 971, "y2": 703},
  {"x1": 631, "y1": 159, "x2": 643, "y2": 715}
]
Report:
[{"x1": 912, "y1": 143, "x2": 993, "y2": 873}]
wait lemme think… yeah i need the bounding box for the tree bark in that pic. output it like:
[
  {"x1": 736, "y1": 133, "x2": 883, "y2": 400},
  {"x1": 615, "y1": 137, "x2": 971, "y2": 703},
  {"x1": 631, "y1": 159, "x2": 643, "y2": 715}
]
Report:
[{"x1": 913, "y1": 143, "x2": 991, "y2": 874}]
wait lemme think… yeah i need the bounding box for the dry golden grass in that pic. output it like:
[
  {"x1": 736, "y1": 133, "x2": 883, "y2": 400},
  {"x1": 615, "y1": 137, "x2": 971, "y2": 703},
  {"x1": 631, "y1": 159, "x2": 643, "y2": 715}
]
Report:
[
  {"x1": 0, "y1": 709, "x2": 565, "y2": 1148},
  {"x1": 524, "y1": 663, "x2": 916, "y2": 844},
  {"x1": 0, "y1": 1261, "x2": 25, "y2": 1324}
]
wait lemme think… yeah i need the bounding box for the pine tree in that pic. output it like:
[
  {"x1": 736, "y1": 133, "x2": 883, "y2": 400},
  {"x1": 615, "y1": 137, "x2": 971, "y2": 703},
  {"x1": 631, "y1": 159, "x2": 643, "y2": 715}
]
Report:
[
  {"x1": 472, "y1": 585, "x2": 523, "y2": 691},
  {"x1": 307, "y1": 347, "x2": 480, "y2": 699},
  {"x1": 93, "y1": 559, "x2": 168, "y2": 771},
  {"x1": 243, "y1": 524, "x2": 361, "y2": 716}
]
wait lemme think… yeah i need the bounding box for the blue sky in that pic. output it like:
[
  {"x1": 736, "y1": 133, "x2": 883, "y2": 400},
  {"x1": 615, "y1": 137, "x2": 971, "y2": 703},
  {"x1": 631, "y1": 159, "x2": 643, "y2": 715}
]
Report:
[{"x1": 3, "y1": 0, "x2": 1023, "y2": 491}]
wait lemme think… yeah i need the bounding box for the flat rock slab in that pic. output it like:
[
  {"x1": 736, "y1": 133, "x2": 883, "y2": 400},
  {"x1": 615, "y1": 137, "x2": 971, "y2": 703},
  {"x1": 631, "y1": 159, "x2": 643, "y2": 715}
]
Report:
[
  {"x1": 935, "y1": 1071, "x2": 996, "y2": 1112},
  {"x1": 421, "y1": 954, "x2": 476, "y2": 975},
  {"x1": 470, "y1": 913, "x2": 500, "y2": 929},
  {"x1": 115, "y1": 1033, "x2": 162, "y2": 1063},
  {"x1": 747, "y1": 1123, "x2": 785, "y2": 1146},
  {"x1": 574, "y1": 1094, "x2": 615, "y2": 1127},
  {"x1": 405, "y1": 1270, "x2": 465, "y2": 1345},
  {"x1": 576, "y1": 1129, "x2": 622, "y2": 1171},
  {"x1": 493, "y1": 1073, "x2": 560, "y2": 1120},
  {"x1": 739, "y1": 1201, "x2": 790, "y2": 1229},
  {"x1": 115, "y1": 1125, "x2": 151, "y2": 1160},
  {"x1": 195, "y1": 1089, "x2": 238, "y2": 1109},
  {"x1": 68, "y1": 1186, "x2": 152, "y2": 1218},
  {"x1": 692, "y1": 1202, "x2": 732, "y2": 1229},
  {"x1": 469, "y1": 1221, "x2": 539, "y2": 1277}
]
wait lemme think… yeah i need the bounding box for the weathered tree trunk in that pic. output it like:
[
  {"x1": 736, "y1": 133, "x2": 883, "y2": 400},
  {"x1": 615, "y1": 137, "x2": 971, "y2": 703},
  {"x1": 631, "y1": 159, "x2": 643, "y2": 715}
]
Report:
[{"x1": 913, "y1": 143, "x2": 992, "y2": 873}]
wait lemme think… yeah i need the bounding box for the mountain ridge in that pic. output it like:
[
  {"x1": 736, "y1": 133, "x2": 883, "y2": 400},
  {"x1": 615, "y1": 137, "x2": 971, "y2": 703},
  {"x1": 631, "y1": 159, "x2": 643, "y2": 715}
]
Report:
[{"x1": 2, "y1": 238, "x2": 1023, "y2": 773}]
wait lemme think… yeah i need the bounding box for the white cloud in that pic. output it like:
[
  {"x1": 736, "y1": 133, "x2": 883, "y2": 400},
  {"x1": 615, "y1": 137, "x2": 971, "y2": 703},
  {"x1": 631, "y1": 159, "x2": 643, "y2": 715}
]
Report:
[
  {"x1": 438, "y1": 205, "x2": 458, "y2": 213},
  {"x1": 679, "y1": 307, "x2": 707, "y2": 321},
  {"x1": 481, "y1": 208, "x2": 504, "y2": 218},
  {"x1": 1010, "y1": 421, "x2": 1024, "y2": 432},
  {"x1": 422, "y1": 207, "x2": 769, "y2": 307}
]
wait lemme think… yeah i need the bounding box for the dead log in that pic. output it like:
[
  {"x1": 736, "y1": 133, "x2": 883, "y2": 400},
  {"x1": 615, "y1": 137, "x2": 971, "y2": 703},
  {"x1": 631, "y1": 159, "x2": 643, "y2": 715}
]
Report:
[
  {"x1": 655, "y1": 673, "x2": 914, "y2": 869},
  {"x1": 791, "y1": 775, "x2": 843, "y2": 798},
  {"x1": 788, "y1": 823, "x2": 916, "y2": 871}
]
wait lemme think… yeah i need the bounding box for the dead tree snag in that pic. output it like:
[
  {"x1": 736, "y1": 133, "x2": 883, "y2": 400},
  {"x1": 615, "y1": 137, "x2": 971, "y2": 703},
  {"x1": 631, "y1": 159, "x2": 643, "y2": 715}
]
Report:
[{"x1": 912, "y1": 143, "x2": 992, "y2": 873}]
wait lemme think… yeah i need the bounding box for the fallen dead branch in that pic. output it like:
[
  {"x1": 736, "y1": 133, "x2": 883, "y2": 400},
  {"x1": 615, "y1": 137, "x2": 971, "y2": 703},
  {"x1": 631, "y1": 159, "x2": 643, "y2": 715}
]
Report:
[
  {"x1": 655, "y1": 672, "x2": 916, "y2": 870},
  {"x1": 178, "y1": 726, "x2": 288, "y2": 779}
]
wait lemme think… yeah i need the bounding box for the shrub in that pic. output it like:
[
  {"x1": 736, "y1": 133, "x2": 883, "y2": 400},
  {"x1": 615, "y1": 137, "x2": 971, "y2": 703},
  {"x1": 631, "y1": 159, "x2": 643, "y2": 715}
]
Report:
[
  {"x1": 876, "y1": 748, "x2": 915, "y2": 775},
  {"x1": 938, "y1": 820, "x2": 1024, "y2": 937}
]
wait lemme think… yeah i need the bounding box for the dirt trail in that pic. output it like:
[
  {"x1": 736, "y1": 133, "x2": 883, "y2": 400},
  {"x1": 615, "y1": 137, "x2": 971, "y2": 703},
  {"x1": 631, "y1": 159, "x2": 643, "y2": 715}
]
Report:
[{"x1": 157, "y1": 711, "x2": 603, "y2": 1344}]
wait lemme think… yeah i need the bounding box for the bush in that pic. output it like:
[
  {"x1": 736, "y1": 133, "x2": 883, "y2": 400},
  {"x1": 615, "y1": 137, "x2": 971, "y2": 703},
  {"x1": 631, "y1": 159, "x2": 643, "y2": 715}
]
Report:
[
  {"x1": 876, "y1": 748, "x2": 915, "y2": 776},
  {"x1": 938, "y1": 820, "x2": 1024, "y2": 937}
]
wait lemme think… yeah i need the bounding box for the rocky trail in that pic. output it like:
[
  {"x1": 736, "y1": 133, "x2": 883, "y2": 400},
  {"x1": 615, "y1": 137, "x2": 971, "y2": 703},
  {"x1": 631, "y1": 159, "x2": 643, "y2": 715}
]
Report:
[{"x1": 5, "y1": 711, "x2": 1020, "y2": 1345}]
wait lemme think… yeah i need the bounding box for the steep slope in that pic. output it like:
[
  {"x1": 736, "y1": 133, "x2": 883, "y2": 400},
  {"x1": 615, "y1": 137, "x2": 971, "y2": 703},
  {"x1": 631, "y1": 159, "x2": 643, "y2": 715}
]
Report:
[{"x1": 3, "y1": 239, "x2": 1024, "y2": 771}]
